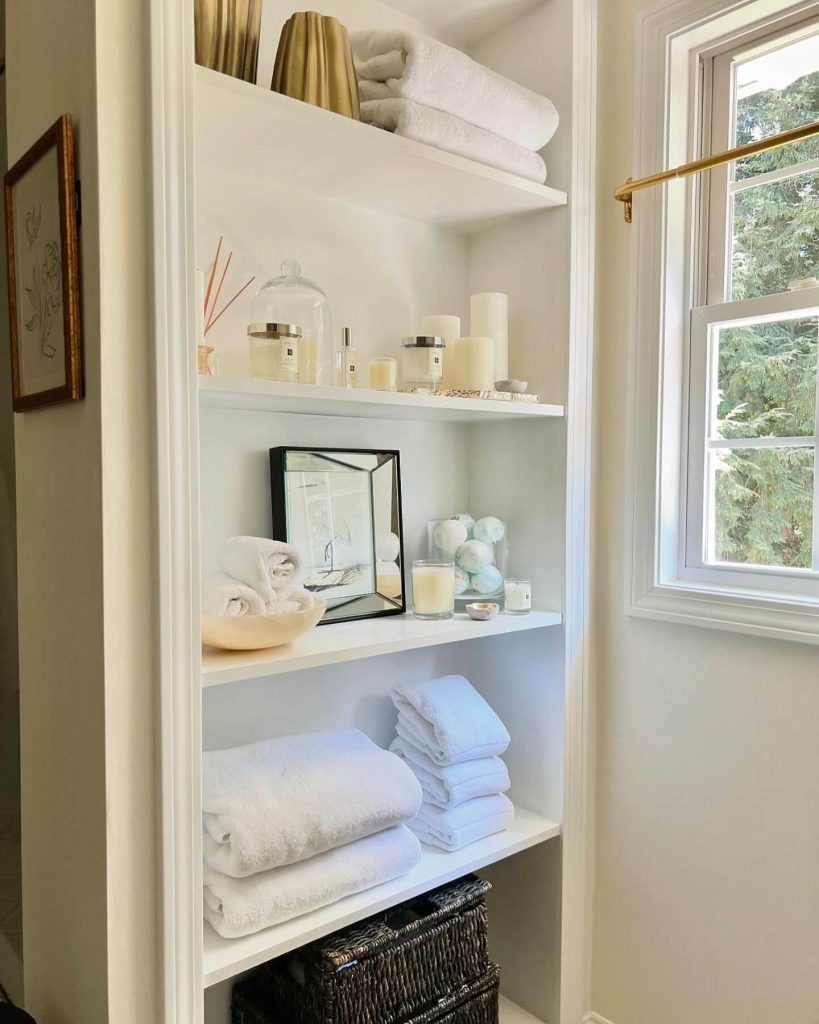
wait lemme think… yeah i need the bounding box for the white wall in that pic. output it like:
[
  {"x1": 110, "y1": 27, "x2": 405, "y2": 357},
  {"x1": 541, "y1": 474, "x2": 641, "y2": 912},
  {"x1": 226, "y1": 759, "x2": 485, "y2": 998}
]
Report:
[{"x1": 591, "y1": 1, "x2": 819, "y2": 1022}]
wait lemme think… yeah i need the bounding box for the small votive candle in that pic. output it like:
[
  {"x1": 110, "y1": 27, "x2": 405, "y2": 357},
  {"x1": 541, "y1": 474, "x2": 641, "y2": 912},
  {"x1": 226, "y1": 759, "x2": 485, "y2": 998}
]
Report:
[
  {"x1": 368, "y1": 356, "x2": 397, "y2": 391},
  {"x1": 504, "y1": 578, "x2": 532, "y2": 615},
  {"x1": 453, "y1": 337, "x2": 495, "y2": 391},
  {"x1": 412, "y1": 560, "x2": 455, "y2": 620}
]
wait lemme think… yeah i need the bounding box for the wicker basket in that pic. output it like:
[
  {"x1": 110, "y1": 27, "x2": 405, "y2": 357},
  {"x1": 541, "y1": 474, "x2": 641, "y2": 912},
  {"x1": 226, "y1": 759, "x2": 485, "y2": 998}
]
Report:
[
  {"x1": 404, "y1": 966, "x2": 500, "y2": 1024},
  {"x1": 232, "y1": 875, "x2": 492, "y2": 1024}
]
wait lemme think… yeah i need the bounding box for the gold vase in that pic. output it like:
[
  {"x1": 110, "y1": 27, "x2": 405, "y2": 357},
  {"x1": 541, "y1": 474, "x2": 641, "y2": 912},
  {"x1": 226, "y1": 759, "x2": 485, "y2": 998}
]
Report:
[
  {"x1": 272, "y1": 12, "x2": 361, "y2": 120},
  {"x1": 195, "y1": 0, "x2": 262, "y2": 84}
]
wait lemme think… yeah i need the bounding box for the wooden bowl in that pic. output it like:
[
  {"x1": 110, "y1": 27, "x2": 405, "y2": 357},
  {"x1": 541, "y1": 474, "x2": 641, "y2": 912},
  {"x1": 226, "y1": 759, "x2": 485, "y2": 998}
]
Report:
[{"x1": 201, "y1": 599, "x2": 327, "y2": 651}]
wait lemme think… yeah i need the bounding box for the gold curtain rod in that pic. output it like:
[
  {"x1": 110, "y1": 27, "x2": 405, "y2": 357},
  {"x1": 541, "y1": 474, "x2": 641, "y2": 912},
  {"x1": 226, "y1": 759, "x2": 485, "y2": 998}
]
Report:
[{"x1": 614, "y1": 118, "x2": 819, "y2": 223}]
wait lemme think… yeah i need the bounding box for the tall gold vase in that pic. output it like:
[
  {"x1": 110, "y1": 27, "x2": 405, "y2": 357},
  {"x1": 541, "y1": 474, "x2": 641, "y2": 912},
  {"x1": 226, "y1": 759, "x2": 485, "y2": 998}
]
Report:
[
  {"x1": 272, "y1": 12, "x2": 361, "y2": 120},
  {"x1": 195, "y1": 0, "x2": 262, "y2": 84}
]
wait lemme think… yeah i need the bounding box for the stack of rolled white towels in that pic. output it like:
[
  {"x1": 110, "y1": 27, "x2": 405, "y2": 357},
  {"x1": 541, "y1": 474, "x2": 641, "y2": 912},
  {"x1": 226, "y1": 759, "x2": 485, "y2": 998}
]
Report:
[
  {"x1": 352, "y1": 30, "x2": 559, "y2": 184},
  {"x1": 202, "y1": 729, "x2": 423, "y2": 939},
  {"x1": 201, "y1": 536, "x2": 315, "y2": 617},
  {"x1": 391, "y1": 675, "x2": 514, "y2": 852}
]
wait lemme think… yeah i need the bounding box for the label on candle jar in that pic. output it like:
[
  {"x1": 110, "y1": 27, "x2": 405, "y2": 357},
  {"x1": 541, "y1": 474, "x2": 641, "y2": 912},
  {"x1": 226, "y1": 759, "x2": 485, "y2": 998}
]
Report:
[
  {"x1": 428, "y1": 350, "x2": 443, "y2": 381},
  {"x1": 281, "y1": 341, "x2": 299, "y2": 373}
]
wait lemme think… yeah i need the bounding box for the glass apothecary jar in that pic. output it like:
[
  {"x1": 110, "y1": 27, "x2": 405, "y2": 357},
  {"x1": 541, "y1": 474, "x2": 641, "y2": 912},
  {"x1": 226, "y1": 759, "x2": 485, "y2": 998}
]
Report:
[
  {"x1": 250, "y1": 259, "x2": 332, "y2": 384},
  {"x1": 248, "y1": 322, "x2": 302, "y2": 382},
  {"x1": 401, "y1": 336, "x2": 445, "y2": 392},
  {"x1": 427, "y1": 514, "x2": 508, "y2": 601}
]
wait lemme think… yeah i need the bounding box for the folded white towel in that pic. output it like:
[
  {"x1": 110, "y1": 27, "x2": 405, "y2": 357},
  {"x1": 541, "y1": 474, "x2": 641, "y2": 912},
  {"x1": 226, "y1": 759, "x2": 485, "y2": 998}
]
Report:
[
  {"x1": 219, "y1": 536, "x2": 303, "y2": 604},
  {"x1": 202, "y1": 730, "x2": 422, "y2": 878},
  {"x1": 360, "y1": 99, "x2": 547, "y2": 184},
  {"x1": 409, "y1": 794, "x2": 515, "y2": 851},
  {"x1": 201, "y1": 572, "x2": 266, "y2": 617},
  {"x1": 391, "y1": 736, "x2": 510, "y2": 808},
  {"x1": 351, "y1": 30, "x2": 559, "y2": 150},
  {"x1": 203, "y1": 825, "x2": 421, "y2": 938},
  {"x1": 393, "y1": 675, "x2": 510, "y2": 766},
  {"x1": 264, "y1": 587, "x2": 316, "y2": 615}
]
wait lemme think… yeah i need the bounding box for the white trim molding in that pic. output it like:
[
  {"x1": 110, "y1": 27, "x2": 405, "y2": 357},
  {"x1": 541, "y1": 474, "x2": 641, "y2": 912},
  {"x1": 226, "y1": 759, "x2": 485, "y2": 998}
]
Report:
[
  {"x1": 583, "y1": 1013, "x2": 618, "y2": 1024},
  {"x1": 625, "y1": 0, "x2": 819, "y2": 646}
]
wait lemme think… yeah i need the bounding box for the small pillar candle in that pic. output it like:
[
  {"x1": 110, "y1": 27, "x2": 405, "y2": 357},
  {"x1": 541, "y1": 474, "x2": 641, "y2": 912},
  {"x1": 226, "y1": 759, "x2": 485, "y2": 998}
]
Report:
[
  {"x1": 412, "y1": 560, "x2": 455, "y2": 619},
  {"x1": 471, "y1": 293, "x2": 508, "y2": 383},
  {"x1": 504, "y1": 578, "x2": 532, "y2": 615},
  {"x1": 422, "y1": 315, "x2": 461, "y2": 389},
  {"x1": 453, "y1": 337, "x2": 495, "y2": 391},
  {"x1": 368, "y1": 357, "x2": 397, "y2": 391}
]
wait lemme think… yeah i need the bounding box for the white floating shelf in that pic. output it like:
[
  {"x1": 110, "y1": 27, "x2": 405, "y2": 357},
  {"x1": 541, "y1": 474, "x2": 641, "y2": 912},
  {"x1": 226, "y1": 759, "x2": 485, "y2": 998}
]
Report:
[
  {"x1": 203, "y1": 610, "x2": 562, "y2": 686},
  {"x1": 199, "y1": 376, "x2": 565, "y2": 423},
  {"x1": 499, "y1": 996, "x2": 545, "y2": 1023},
  {"x1": 195, "y1": 66, "x2": 568, "y2": 230},
  {"x1": 203, "y1": 806, "x2": 560, "y2": 986}
]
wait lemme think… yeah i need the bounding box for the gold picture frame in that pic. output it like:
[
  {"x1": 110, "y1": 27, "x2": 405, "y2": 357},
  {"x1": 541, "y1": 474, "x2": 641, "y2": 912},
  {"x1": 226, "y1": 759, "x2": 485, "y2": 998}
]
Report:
[{"x1": 5, "y1": 114, "x2": 82, "y2": 411}]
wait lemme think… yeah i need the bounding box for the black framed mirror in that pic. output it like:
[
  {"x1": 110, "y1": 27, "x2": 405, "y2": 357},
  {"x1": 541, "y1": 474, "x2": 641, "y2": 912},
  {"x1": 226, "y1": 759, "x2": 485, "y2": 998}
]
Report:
[{"x1": 269, "y1": 447, "x2": 405, "y2": 624}]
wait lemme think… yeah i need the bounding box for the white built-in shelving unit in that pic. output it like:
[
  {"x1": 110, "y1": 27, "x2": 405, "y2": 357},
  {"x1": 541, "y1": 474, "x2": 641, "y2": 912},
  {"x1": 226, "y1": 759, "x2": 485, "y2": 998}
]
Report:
[{"x1": 151, "y1": 0, "x2": 596, "y2": 1021}]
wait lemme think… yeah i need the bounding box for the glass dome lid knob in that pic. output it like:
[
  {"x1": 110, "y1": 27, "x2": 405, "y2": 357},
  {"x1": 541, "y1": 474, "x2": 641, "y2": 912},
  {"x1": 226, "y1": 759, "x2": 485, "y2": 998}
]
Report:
[{"x1": 281, "y1": 259, "x2": 302, "y2": 279}]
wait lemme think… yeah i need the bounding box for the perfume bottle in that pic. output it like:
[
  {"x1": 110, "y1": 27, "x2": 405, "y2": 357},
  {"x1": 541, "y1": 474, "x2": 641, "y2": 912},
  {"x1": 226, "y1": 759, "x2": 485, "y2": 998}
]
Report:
[{"x1": 335, "y1": 327, "x2": 358, "y2": 388}]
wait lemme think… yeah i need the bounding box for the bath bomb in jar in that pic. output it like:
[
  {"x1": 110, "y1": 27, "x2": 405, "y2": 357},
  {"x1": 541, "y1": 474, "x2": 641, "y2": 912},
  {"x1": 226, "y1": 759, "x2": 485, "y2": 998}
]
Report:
[
  {"x1": 375, "y1": 531, "x2": 401, "y2": 563},
  {"x1": 471, "y1": 564, "x2": 503, "y2": 595},
  {"x1": 433, "y1": 518, "x2": 468, "y2": 555},
  {"x1": 456, "y1": 539, "x2": 494, "y2": 573},
  {"x1": 452, "y1": 513, "x2": 476, "y2": 539},
  {"x1": 474, "y1": 516, "x2": 506, "y2": 544},
  {"x1": 454, "y1": 566, "x2": 470, "y2": 595}
]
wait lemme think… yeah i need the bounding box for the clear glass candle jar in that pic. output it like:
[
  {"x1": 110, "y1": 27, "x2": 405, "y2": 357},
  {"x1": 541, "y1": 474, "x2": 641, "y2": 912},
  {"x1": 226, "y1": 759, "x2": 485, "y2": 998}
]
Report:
[
  {"x1": 401, "y1": 336, "x2": 445, "y2": 391},
  {"x1": 248, "y1": 322, "x2": 302, "y2": 382},
  {"x1": 368, "y1": 356, "x2": 398, "y2": 391},
  {"x1": 412, "y1": 560, "x2": 455, "y2": 620},
  {"x1": 504, "y1": 578, "x2": 532, "y2": 615}
]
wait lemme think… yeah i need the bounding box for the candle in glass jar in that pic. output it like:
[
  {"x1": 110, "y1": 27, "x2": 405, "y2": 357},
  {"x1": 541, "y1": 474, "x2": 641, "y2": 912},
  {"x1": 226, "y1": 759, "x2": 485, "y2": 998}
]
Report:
[
  {"x1": 453, "y1": 337, "x2": 495, "y2": 391},
  {"x1": 422, "y1": 315, "x2": 461, "y2": 389},
  {"x1": 504, "y1": 578, "x2": 532, "y2": 615},
  {"x1": 368, "y1": 357, "x2": 397, "y2": 391},
  {"x1": 412, "y1": 560, "x2": 455, "y2": 619}
]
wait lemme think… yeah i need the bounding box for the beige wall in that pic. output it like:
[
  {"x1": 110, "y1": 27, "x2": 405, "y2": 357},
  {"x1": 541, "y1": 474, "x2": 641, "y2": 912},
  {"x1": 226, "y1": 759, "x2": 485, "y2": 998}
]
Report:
[
  {"x1": 7, "y1": 1, "x2": 158, "y2": 1021},
  {"x1": 591, "y1": 2, "x2": 819, "y2": 1022}
]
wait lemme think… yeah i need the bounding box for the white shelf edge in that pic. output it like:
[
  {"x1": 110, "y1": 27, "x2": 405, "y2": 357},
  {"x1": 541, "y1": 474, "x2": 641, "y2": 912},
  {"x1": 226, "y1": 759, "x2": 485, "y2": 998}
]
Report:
[
  {"x1": 198, "y1": 376, "x2": 565, "y2": 422},
  {"x1": 499, "y1": 995, "x2": 545, "y2": 1023},
  {"x1": 203, "y1": 806, "x2": 560, "y2": 987},
  {"x1": 202, "y1": 610, "x2": 562, "y2": 686}
]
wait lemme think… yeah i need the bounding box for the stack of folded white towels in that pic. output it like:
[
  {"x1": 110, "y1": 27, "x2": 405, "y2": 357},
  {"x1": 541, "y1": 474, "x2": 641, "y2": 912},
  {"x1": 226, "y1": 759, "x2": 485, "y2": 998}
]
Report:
[
  {"x1": 201, "y1": 536, "x2": 315, "y2": 617},
  {"x1": 391, "y1": 675, "x2": 515, "y2": 852},
  {"x1": 351, "y1": 30, "x2": 559, "y2": 183},
  {"x1": 202, "y1": 729, "x2": 423, "y2": 939}
]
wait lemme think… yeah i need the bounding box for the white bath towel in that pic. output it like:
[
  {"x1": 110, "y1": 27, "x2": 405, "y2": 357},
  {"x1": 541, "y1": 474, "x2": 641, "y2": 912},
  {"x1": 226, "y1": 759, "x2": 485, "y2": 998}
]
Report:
[
  {"x1": 201, "y1": 572, "x2": 266, "y2": 617},
  {"x1": 360, "y1": 99, "x2": 547, "y2": 184},
  {"x1": 409, "y1": 794, "x2": 514, "y2": 851},
  {"x1": 203, "y1": 825, "x2": 421, "y2": 938},
  {"x1": 264, "y1": 587, "x2": 316, "y2": 615},
  {"x1": 219, "y1": 536, "x2": 303, "y2": 604},
  {"x1": 202, "y1": 730, "x2": 422, "y2": 877},
  {"x1": 393, "y1": 676, "x2": 510, "y2": 766},
  {"x1": 352, "y1": 30, "x2": 559, "y2": 150},
  {"x1": 391, "y1": 736, "x2": 510, "y2": 809}
]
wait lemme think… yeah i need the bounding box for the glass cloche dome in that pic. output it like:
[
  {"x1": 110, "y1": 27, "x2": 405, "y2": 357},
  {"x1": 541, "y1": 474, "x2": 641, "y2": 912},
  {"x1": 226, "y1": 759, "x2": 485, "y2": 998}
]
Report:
[{"x1": 250, "y1": 259, "x2": 332, "y2": 385}]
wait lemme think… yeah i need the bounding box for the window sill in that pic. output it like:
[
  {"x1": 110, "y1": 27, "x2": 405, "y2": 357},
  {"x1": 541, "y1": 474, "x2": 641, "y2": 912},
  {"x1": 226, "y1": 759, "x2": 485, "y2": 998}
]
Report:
[{"x1": 630, "y1": 582, "x2": 819, "y2": 645}]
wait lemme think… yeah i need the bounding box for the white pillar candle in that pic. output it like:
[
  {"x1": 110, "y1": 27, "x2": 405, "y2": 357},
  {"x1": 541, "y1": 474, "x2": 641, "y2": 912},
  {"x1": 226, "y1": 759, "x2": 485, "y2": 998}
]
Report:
[
  {"x1": 453, "y1": 337, "x2": 495, "y2": 392},
  {"x1": 504, "y1": 578, "x2": 532, "y2": 614},
  {"x1": 471, "y1": 293, "x2": 509, "y2": 383},
  {"x1": 412, "y1": 561, "x2": 455, "y2": 619},
  {"x1": 368, "y1": 357, "x2": 397, "y2": 391},
  {"x1": 422, "y1": 315, "x2": 461, "y2": 389}
]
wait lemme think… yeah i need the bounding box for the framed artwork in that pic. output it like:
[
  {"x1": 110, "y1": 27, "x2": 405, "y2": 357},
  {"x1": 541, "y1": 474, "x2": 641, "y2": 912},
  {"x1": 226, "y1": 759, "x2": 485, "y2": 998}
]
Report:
[
  {"x1": 270, "y1": 447, "x2": 405, "y2": 624},
  {"x1": 5, "y1": 114, "x2": 82, "y2": 411}
]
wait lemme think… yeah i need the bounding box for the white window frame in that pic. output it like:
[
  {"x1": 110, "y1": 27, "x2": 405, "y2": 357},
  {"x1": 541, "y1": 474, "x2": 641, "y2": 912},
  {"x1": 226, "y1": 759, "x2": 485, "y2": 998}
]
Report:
[{"x1": 626, "y1": 0, "x2": 819, "y2": 645}]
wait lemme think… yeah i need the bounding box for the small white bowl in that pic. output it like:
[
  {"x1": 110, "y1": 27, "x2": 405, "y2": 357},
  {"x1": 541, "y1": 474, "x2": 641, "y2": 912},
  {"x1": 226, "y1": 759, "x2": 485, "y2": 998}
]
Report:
[
  {"x1": 495, "y1": 379, "x2": 529, "y2": 394},
  {"x1": 201, "y1": 599, "x2": 327, "y2": 651},
  {"x1": 466, "y1": 602, "x2": 500, "y2": 621}
]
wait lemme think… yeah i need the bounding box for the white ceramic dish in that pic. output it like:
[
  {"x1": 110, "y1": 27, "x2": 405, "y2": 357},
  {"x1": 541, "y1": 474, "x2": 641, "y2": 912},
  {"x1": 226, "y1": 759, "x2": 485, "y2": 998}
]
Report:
[
  {"x1": 201, "y1": 600, "x2": 327, "y2": 651},
  {"x1": 466, "y1": 602, "x2": 500, "y2": 621}
]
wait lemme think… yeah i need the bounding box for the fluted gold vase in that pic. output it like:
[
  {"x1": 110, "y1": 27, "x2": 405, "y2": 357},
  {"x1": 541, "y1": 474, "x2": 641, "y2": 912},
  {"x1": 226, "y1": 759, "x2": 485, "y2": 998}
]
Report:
[
  {"x1": 272, "y1": 12, "x2": 361, "y2": 120},
  {"x1": 195, "y1": 0, "x2": 262, "y2": 84}
]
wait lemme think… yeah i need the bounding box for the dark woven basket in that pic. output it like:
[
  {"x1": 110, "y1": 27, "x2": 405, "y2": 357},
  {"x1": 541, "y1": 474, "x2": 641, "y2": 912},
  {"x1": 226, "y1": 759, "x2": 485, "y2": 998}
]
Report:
[
  {"x1": 232, "y1": 874, "x2": 491, "y2": 1024},
  {"x1": 404, "y1": 966, "x2": 499, "y2": 1024}
]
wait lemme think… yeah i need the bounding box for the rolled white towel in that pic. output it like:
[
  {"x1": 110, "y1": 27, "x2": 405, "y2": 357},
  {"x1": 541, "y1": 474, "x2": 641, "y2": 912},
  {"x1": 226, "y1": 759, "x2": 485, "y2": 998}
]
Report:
[
  {"x1": 203, "y1": 825, "x2": 421, "y2": 938},
  {"x1": 202, "y1": 729, "x2": 422, "y2": 877},
  {"x1": 391, "y1": 736, "x2": 510, "y2": 808},
  {"x1": 361, "y1": 99, "x2": 547, "y2": 184},
  {"x1": 409, "y1": 794, "x2": 515, "y2": 851},
  {"x1": 219, "y1": 536, "x2": 303, "y2": 604},
  {"x1": 264, "y1": 587, "x2": 316, "y2": 615},
  {"x1": 352, "y1": 30, "x2": 559, "y2": 150},
  {"x1": 201, "y1": 572, "x2": 265, "y2": 617},
  {"x1": 393, "y1": 675, "x2": 510, "y2": 765}
]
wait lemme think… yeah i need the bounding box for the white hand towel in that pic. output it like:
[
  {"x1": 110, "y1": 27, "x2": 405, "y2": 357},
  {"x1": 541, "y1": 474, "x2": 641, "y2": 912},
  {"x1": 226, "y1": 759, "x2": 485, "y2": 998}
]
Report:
[
  {"x1": 409, "y1": 794, "x2": 515, "y2": 851},
  {"x1": 391, "y1": 736, "x2": 510, "y2": 808},
  {"x1": 201, "y1": 572, "x2": 266, "y2": 617},
  {"x1": 393, "y1": 675, "x2": 510, "y2": 765},
  {"x1": 264, "y1": 587, "x2": 316, "y2": 615},
  {"x1": 360, "y1": 99, "x2": 548, "y2": 184},
  {"x1": 203, "y1": 825, "x2": 421, "y2": 938},
  {"x1": 202, "y1": 729, "x2": 422, "y2": 877},
  {"x1": 351, "y1": 30, "x2": 559, "y2": 150},
  {"x1": 219, "y1": 536, "x2": 303, "y2": 604}
]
